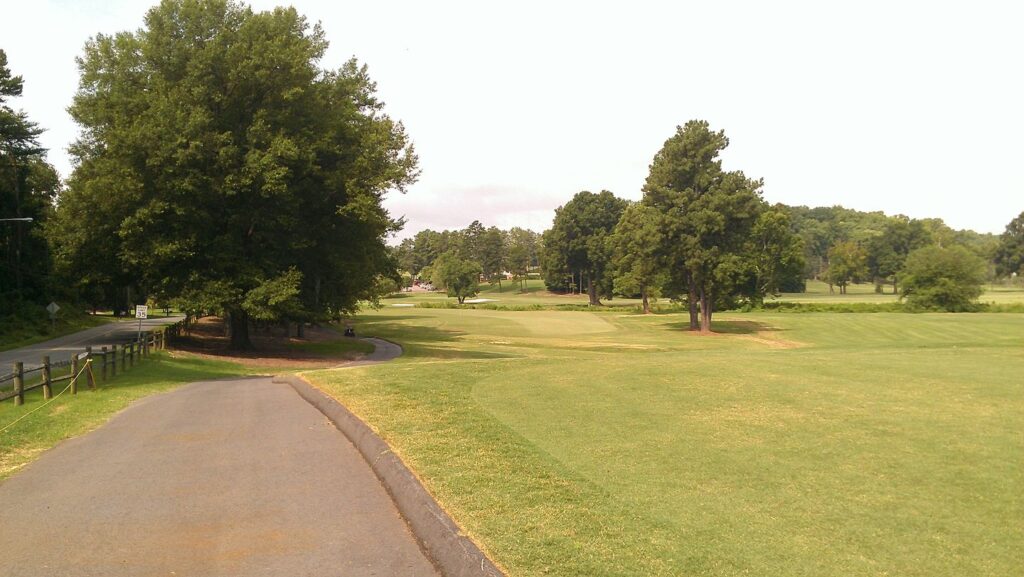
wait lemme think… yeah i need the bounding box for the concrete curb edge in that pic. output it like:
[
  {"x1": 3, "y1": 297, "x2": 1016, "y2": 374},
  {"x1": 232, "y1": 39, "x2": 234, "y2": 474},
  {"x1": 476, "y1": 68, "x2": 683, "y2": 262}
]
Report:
[{"x1": 274, "y1": 374, "x2": 505, "y2": 577}]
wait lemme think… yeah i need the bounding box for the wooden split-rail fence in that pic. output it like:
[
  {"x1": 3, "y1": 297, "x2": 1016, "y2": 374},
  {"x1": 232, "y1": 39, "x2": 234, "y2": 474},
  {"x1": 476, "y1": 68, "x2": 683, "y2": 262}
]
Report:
[{"x1": 0, "y1": 318, "x2": 191, "y2": 407}]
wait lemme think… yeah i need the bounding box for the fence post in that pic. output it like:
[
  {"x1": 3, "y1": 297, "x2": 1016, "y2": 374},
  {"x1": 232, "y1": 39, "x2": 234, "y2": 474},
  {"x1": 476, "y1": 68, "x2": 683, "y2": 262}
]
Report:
[
  {"x1": 121, "y1": 343, "x2": 127, "y2": 372},
  {"x1": 111, "y1": 345, "x2": 118, "y2": 377},
  {"x1": 13, "y1": 362, "x2": 24, "y2": 406},
  {"x1": 101, "y1": 346, "x2": 108, "y2": 381},
  {"x1": 143, "y1": 334, "x2": 150, "y2": 357},
  {"x1": 71, "y1": 355, "x2": 79, "y2": 395},
  {"x1": 129, "y1": 341, "x2": 135, "y2": 368},
  {"x1": 42, "y1": 356, "x2": 52, "y2": 400},
  {"x1": 85, "y1": 347, "x2": 95, "y2": 390}
]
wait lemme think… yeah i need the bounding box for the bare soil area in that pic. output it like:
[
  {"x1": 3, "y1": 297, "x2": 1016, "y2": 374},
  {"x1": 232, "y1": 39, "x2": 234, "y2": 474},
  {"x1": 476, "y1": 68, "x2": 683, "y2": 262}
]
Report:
[{"x1": 170, "y1": 317, "x2": 367, "y2": 368}]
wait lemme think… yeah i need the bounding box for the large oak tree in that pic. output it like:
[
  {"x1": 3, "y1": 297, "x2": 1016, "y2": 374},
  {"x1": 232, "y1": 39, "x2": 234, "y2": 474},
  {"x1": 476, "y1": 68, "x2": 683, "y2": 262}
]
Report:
[
  {"x1": 53, "y1": 0, "x2": 417, "y2": 348},
  {"x1": 542, "y1": 190, "x2": 627, "y2": 305}
]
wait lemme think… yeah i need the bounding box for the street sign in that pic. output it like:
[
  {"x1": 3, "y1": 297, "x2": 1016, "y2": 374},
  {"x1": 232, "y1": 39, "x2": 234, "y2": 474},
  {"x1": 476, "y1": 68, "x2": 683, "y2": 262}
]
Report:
[
  {"x1": 135, "y1": 305, "x2": 149, "y2": 319},
  {"x1": 46, "y1": 302, "x2": 60, "y2": 317}
]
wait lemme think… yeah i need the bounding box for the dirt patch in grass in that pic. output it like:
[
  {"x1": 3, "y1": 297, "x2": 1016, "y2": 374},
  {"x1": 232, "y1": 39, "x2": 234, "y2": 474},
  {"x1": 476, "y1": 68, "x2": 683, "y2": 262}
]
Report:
[
  {"x1": 0, "y1": 446, "x2": 46, "y2": 478},
  {"x1": 170, "y1": 317, "x2": 370, "y2": 368},
  {"x1": 739, "y1": 332, "x2": 805, "y2": 349}
]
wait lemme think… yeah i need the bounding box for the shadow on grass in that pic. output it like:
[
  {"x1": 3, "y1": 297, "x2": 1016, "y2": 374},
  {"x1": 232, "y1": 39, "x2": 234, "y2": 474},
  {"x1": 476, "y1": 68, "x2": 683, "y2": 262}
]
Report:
[
  {"x1": 353, "y1": 316, "x2": 518, "y2": 361},
  {"x1": 101, "y1": 355, "x2": 251, "y2": 388},
  {"x1": 668, "y1": 319, "x2": 783, "y2": 335}
]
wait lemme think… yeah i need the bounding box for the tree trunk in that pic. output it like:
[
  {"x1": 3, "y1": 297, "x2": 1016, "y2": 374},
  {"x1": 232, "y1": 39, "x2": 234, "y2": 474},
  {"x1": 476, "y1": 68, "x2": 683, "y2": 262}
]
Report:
[
  {"x1": 641, "y1": 287, "x2": 650, "y2": 314},
  {"x1": 587, "y1": 272, "x2": 600, "y2": 306},
  {"x1": 699, "y1": 288, "x2": 713, "y2": 334},
  {"x1": 498, "y1": 278, "x2": 502, "y2": 292},
  {"x1": 892, "y1": 275, "x2": 898, "y2": 294},
  {"x1": 296, "y1": 322, "x2": 304, "y2": 338},
  {"x1": 229, "y1": 309, "x2": 253, "y2": 350},
  {"x1": 687, "y1": 278, "x2": 699, "y2": 330}
]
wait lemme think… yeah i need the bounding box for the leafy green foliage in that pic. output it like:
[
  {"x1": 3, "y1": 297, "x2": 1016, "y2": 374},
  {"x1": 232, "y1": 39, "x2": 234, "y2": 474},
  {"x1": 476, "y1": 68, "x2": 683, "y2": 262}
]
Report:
[
  {"x1": 241, "y1": 268, "x2": 303, "y2": 322},
  {"x1": 901, "y1": 245, "x2": 987, "y2": 311},
  {"x1": 742, "y1": 206, "x2": 806, "y2": 302},
  {"x1": 610, "y1": 203, "x2": 664, "y2": 313},
  {"x1": 994, "y1": 211, "x2": 1024, "y2": 278},
  {"x1": 866, "y1": 216, "x2": 933, "y2": 293},
  {"x1": 1, "y1": 49, "x2": 60, "y2": 310},
  {"x1": 52, "y1": 0, "x2": 417, "y2": 348},
  {"x1": 478, "y1": 226, "x2": 506, "y2": 288},
  {"x1": 825, "y1": 240, "x2": 868, "y2": 294},
  {"x1": 642, "y1": 120, "x2": 764, "y2": 332},
  {"x1": 430, "y1": 251, "x2": 482, "y2": 304},
  {"x1": 542, "y1": 190, "x2": 627, "y2": 304}
]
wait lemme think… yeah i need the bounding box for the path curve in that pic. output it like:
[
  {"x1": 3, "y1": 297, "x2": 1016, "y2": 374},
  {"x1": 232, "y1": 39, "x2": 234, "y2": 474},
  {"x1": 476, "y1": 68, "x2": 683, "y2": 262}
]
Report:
[
  {"x1": 0, "y1": 377, "x2": 440, "y2": 577},
  {"x1": 350, "y1": 337, "x2": 403, "y2": 366},
  {"x1": 289, "y1": 335, "x2": 505, "y2": 577}
]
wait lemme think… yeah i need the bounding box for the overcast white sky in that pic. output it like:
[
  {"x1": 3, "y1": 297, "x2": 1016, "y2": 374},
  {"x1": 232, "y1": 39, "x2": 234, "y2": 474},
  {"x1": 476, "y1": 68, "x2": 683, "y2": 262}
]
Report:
[{"x1": 2, "y1": 1, "x2": 1021, "y2": 239}]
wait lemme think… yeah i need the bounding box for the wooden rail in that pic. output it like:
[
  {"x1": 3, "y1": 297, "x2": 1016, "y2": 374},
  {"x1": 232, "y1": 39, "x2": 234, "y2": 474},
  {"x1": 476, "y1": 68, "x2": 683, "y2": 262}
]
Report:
[{"x1": 1, "y1": 317, "x2": 191, "y2": 406}]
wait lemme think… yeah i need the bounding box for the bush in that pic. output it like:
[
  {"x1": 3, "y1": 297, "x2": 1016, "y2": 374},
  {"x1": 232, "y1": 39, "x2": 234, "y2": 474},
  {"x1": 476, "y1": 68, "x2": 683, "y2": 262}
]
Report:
[{"x1": 901, "y1": 246, "x2": 986, "y2": 311}]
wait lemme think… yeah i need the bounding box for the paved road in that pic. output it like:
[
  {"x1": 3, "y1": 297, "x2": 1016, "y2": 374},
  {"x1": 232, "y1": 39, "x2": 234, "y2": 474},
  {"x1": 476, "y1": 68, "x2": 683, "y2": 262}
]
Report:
[
  {"x1": 349, "y1": 337, "x2": 402, "y2": 366},
  {"x1": 0, "y1": 315, "x2": 184, "y2": 372},
  {"x1": 0, "y1": 377, "x2": 439, "y2": 577}
]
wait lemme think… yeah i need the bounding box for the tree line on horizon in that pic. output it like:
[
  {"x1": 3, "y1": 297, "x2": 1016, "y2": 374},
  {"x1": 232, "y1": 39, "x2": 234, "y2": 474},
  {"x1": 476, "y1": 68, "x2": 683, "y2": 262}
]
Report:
[{"x1": 394, "y1": 123, "x2": 1022, "y2": 326}]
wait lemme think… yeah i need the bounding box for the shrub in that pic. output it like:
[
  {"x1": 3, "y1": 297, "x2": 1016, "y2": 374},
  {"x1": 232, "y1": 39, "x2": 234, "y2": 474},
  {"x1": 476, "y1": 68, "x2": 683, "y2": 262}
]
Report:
[{"x1": 901, "y1": 245, "x2": 986, "y2": 312}]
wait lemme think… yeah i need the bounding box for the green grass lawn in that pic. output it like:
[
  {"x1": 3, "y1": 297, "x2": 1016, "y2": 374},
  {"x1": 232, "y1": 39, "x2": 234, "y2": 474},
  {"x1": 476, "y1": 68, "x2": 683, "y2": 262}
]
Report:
[
  {"x1": 385, "y1": 278, "x2": 1024, "y2": 310},
  {"x1": 386, "y1": 278, "x2": 645, "y2": 308},
  {"x1": 306, "y1": 307, "x2": 1024, "y2": 576},
  {"x1": 0, "y1": 353, "x2": 257, "y2": 480},
  {"x1": 776, "y1": 279, "x2": 1024, "y2": 305}
]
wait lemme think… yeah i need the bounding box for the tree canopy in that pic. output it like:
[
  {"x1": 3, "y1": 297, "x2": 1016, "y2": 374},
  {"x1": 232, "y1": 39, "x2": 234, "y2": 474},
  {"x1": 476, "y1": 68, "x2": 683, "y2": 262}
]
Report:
[
  {"x1": 430, "y1": 251, "x2": 481, "y2": 304},
  {"x1": 1, "y1": 49, "x2": 60, "y2": 312},
  {"x1": 825, "y1": 241, "x2": 868, "y2": 294},
  {"x1": 901, "y1": 245, "x2": 986, "y2": 311},
  {"x1": 642, "y1": 120, "x2": 764, "y2": 332},
  {"x1": 542, "y1": 190, "x2": 627, "y2": 305},
  {"x1": 866, "y1": 216, "x2": 932, "y2": 293},
  {"x1": 994, "y1": 211, "x2": 1024, "y2": 278},
  {"x1": 610, "y1": 202, "x2": 663, "y2": 314},
  {"x1": 52, "y1": 0, "x2": 417, "y2": 348}
]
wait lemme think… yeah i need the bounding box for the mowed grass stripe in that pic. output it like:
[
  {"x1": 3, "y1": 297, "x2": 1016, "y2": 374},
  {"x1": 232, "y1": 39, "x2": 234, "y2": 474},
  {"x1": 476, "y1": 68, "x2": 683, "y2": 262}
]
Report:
[{"x1": 307, "y1": 309, "x2": 1023, "y2": 577}]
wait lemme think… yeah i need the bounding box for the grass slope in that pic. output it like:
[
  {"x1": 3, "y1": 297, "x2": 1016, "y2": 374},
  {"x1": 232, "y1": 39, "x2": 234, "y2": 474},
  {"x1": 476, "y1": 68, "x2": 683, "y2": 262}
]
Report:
[
  {"x1": 306, "y1": 308, "x2": 1023, "y2": 576},
  {"x1": 0, "y1": 310, "x2": 113, "y2": 352}
]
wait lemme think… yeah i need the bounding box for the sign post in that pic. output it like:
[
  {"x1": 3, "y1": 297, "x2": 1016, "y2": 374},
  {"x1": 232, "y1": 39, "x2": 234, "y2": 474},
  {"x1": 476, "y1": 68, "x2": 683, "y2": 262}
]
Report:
[
  {"x1": 135, "y1": 305, "x2": 148, "y2": 341},
  {"x1": 46, "y1": 301, "x2": 60, "y2": 332}
]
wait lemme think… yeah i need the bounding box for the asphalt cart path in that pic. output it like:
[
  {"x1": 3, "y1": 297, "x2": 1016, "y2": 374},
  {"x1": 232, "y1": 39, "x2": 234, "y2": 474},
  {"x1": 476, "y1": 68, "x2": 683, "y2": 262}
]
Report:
[
  {"x1": 0, "y1": 315, "x2": 185, "y2": 372},
  {"x1": 347, "y1": 337, "x2": 402, "y2": 367},
  {"x1": 0, "y1": 376, "x2": 440, "y2": 577}
]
